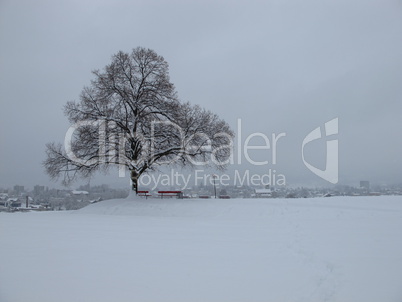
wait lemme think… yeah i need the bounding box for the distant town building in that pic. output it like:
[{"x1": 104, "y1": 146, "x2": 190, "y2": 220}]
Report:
[
  {"x1": 0, "y1": 193, "x2": 9, "y2": 201},
  {"x1": 254, "y1": 188, "x2": 272, "y2": 198},
  {"x1": 360, "y1": 181, "x2": 370, "y2": 190},
  {"x1": 253, "y1": 184, "x2": 272, "y2": 198},
  {"x1": 34, "y1": 185, "x2": 46, "y2": 195},
  {"x1": 72, "y1": 190, "x2": 89, "y2": 196},
  {"x1": 7, "y1": 197, "x2": 21, "y2": 208},
  {"x1": 13, "y1": 185, "x2": 24, "y2": 194}
]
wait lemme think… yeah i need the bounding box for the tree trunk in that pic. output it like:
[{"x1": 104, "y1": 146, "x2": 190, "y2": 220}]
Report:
[{"x1": 130, "y1": 170, "x2": 139, "y2": 194}]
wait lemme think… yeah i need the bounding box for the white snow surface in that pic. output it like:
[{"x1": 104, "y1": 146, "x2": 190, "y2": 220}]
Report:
[{"x1": 1, "y1": 195, "x2": 402, "y2": 302}]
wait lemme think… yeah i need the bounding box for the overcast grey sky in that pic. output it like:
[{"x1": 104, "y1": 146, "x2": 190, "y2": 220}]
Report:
[{"x1": 1, "y1": 0, "x2": 402, "y2": 189}]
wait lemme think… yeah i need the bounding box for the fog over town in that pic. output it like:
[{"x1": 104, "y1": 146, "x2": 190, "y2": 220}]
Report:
[{"x1": 1, "y1": 0, "x2": 402, "y2": 191}]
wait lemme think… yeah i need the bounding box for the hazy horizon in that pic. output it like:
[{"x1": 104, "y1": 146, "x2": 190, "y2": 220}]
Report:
[{"x1": 1, "y1": 0, "x2": 402, "y2": 190}]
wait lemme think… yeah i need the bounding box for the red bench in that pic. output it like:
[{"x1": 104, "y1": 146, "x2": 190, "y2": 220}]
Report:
[
  {"x1": 158, "y1": 191, "x2": 183, "y2": 199},
  {"x1": 138, "y1": 190, "x2": 152, "y2": 199}
]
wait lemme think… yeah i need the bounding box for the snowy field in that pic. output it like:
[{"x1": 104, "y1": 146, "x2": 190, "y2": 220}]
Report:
[{"x1": 1, "y1": 195, "x2": 402, "y2": 302}]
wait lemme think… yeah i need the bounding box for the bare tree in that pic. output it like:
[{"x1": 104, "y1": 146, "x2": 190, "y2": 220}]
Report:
[{"x1": 44, "y1": 47, "x2": 234, "y2": 193}]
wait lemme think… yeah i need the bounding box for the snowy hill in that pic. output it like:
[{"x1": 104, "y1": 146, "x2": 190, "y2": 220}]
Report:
[{"x1": 1, "y1": 196, "x2": 402, "y2": 302}]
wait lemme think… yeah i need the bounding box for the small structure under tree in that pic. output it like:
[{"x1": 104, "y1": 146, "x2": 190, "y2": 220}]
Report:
[{"x1": 44, "y1": 47, "x2": 234, "y2": 193}]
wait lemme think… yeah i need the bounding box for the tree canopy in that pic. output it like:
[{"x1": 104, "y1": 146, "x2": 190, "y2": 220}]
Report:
[{"x1": 44, "y1": 47, "x2": 234, "y2": 192}]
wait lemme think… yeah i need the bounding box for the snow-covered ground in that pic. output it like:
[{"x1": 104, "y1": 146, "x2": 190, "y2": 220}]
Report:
[{"x1": 1, "y1": 195, "x2": 402, "y2": 302}]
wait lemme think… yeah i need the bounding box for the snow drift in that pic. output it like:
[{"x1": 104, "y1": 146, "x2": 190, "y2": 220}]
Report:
[{"x1": 1, "y1": 195, "x2": 402, "y2": 302}]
